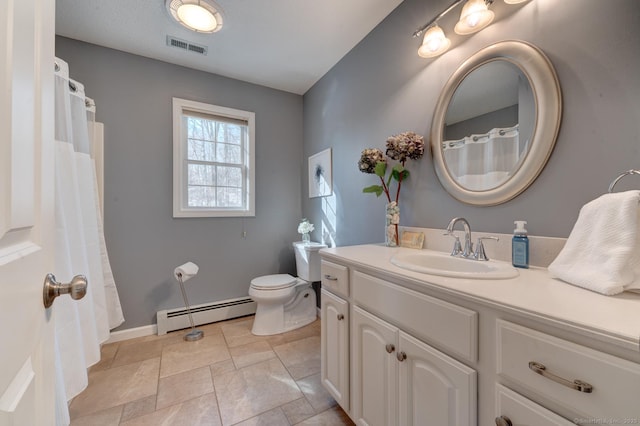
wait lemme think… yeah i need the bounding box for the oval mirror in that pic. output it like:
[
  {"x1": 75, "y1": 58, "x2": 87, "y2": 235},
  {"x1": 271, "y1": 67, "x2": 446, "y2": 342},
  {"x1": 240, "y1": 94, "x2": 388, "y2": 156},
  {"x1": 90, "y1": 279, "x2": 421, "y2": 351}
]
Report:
[{"x1": 431, "y1": 40, "x2": 562, "y2": 205}]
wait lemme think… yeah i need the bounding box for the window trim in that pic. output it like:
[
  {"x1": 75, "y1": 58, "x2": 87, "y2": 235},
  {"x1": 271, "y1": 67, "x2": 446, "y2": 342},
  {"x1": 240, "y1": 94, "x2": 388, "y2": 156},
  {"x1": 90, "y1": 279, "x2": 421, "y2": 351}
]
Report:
[{"x1": 172, "y1": 97, "x2": 255, "y2": 218}]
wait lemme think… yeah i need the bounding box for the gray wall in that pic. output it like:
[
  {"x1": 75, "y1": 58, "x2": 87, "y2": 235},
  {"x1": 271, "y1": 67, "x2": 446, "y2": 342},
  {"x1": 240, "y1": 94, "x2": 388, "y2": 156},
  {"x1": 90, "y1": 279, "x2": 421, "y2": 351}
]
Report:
[
  {"x1": 303, "y1": 0, "x2": 640, "y2": 244},
  {"x1": 56, "y1": 37, "x2": 304, "y2": 330}
]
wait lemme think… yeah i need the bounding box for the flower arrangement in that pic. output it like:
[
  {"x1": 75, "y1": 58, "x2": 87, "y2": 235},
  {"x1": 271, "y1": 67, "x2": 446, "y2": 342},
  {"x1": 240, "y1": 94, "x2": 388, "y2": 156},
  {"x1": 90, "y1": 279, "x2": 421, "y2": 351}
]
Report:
[
  {"x1": 358, "y1": 131, "x2": 425, "y2": 246},
  {"x1": 298, "y1": 218, "x2": 314, "y2": 244}
]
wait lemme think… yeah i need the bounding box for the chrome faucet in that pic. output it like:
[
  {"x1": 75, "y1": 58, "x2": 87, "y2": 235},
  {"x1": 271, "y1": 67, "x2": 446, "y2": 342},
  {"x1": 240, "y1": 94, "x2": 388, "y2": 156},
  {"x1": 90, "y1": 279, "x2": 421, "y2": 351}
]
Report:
[
  {"x1": 445, "y1": 217, "x2": 473, "y2": 258},
  {"x1": 444, "y1": 217, "x2": 500, "y2": 261}
]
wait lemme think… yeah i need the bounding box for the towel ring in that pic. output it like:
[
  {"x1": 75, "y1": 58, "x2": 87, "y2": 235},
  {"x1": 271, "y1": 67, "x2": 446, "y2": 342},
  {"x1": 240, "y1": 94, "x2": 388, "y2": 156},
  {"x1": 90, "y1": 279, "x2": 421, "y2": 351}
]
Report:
[{"x1": 608, "y1": 169, "x2": 640, "y2": 193}]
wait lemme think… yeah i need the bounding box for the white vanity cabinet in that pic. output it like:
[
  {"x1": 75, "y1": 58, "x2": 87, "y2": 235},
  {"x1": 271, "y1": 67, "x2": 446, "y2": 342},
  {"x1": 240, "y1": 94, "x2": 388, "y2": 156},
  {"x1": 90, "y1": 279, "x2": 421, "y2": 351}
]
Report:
[{"x1": 320, "y1": 245, "x2": 640, "y2": 426}]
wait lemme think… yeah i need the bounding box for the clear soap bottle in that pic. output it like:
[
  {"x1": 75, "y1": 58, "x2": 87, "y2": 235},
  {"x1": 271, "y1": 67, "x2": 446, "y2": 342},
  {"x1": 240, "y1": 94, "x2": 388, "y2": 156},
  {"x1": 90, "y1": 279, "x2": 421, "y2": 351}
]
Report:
[{"x1": 512, "y1": 220, "x2": 529, "y2": 269}]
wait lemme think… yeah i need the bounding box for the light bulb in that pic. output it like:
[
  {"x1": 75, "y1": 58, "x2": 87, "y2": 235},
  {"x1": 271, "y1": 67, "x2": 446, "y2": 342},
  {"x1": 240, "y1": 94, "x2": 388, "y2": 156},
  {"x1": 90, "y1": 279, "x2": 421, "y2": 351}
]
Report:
[
  {"x1": 454, "y1": 0, "x2": 494, "y2": 35},
  {"x1": 418, "y1": 25, "x2": 451, "y2": 58},
  {"x1": 177, "y1": 4, "x2": 218, "y2": 32}
]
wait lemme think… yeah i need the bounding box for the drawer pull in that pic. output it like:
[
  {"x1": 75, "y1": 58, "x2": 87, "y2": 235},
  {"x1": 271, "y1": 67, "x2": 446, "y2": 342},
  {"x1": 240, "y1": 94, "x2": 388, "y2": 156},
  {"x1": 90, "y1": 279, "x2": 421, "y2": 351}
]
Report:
[
  {"x1": 385, "y1": 344, "x2": 395, "y2": 354},
  {"x1": 528, "y1": 361, "x2": 593, "y2": 393},
  {"x1": 337, "y1": 314, "x2": 344, "y2": 321},
  {"x1": 397, "y1": 351, "x2": 407, "y2": 362},
  {"x1": 324, "y1": 274, "x2": 338, "y2": 281},
  {"x1": 495, "y1": 415, "x2": 512, "y2": 426}
]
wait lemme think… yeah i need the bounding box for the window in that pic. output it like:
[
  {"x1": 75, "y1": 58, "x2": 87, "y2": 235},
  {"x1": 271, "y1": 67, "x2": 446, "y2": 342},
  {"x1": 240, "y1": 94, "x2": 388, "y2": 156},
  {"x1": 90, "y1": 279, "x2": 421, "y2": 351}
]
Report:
[{"x1": 173, "y1": 98, "x2": 255, "y2": 217}]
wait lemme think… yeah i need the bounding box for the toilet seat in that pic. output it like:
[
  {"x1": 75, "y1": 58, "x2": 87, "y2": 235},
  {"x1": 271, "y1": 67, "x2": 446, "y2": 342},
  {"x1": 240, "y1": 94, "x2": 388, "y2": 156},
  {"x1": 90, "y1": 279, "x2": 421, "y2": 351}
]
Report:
[{"x1": 250, "y1": 274, "x2": 297, "y2": 291}]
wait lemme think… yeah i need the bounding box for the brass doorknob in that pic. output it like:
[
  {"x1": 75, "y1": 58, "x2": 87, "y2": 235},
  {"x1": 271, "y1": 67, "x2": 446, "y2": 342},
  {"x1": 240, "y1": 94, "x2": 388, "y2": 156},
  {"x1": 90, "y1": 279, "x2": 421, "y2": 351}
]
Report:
[{"x1": 43, "y1": 273, "x2": 88, "y2": 308}]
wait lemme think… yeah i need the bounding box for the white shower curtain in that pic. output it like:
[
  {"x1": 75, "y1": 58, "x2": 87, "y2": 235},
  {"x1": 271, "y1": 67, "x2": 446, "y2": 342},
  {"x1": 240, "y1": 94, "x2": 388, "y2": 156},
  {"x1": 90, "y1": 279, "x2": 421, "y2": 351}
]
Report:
[
  {"x1": 443, "y1": 125, "x2": 520, "y2": 190},
  {"x1": 53, "y1": 58, "x2": 124, "y2": 425}
]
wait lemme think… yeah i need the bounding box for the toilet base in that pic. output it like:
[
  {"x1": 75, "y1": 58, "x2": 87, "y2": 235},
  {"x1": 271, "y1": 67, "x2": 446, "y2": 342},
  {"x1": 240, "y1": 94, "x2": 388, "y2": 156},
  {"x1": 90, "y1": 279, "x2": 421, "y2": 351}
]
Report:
[{"x1": 250, "y1": 285, "x2": 317, "y2": 336}]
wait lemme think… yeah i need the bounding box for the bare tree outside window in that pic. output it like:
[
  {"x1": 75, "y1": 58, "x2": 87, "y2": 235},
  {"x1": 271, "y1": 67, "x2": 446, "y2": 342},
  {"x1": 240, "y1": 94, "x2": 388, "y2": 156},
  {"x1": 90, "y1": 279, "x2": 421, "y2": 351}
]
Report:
[{"x1": 185, "y1": 116, "x2": 246, "y2": 208}]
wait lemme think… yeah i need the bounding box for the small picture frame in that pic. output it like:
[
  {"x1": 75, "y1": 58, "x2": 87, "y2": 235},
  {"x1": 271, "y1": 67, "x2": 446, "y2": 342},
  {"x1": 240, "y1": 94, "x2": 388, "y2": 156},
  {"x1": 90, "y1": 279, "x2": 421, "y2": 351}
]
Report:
[
  {"x1": 309, "y1": 148, "x2": 332, "y2": 198},
  {"x1": 400, "y1": 231, "x2": 425, "y2": 249}
]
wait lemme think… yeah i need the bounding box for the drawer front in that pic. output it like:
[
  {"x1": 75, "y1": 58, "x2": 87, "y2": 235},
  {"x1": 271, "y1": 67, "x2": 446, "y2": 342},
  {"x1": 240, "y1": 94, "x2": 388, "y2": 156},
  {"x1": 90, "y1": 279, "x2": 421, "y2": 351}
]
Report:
[
  {"x1": 497, "y1": 320, "x2": 640, "y2": 419},
  {"x1": 321, "y1": 260, "x2": 349, "y2": 298},
  {"x1": 352, "y1": 270, "x2": 477, "y2": 362},
  {"x1": 495, "y1": 384, "x2": 575, "y2": 426}
]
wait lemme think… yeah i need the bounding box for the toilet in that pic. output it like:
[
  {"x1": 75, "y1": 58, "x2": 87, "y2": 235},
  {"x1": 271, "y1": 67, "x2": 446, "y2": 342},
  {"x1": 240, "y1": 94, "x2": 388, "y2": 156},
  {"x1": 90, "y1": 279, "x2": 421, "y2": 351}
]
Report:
[{"x1": 249, "y1": 241, "x2": 327, "y2": 335}]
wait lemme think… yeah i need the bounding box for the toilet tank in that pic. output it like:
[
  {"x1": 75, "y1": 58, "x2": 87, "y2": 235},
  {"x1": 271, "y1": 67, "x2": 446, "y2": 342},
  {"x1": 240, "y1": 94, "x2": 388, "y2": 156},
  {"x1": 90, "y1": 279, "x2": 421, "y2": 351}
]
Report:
[{"x1": 293, "y1": 241, "x2": 327, "y2": 282}]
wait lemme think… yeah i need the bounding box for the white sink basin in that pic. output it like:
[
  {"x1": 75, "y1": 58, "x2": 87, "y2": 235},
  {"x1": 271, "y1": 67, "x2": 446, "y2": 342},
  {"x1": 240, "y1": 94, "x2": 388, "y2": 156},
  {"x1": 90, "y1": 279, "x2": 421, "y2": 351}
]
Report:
[{"x1": 390, "y1": 250, "x2": 519, "y2": 280}]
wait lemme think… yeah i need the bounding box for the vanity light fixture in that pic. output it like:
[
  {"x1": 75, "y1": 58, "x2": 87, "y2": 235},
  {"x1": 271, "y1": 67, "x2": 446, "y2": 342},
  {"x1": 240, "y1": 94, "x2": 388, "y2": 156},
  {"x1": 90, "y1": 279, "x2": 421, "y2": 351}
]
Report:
[
  {"x1": 166, "y1": 0, "x2": 224, "y2": 33},
  {"x1": 414, "y1": 0, "x2": 529, "y2": 58},
  {"x1": 418, "y1": 25, "x2": 451, "y2": 58},
  {"x1": 454, "y1": 0, "x2": 495, "y2": 35}
]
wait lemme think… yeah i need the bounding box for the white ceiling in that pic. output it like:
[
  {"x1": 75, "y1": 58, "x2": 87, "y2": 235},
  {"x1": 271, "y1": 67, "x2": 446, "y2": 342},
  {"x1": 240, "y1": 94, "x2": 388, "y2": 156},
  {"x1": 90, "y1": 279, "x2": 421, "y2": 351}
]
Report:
[{"x1": 55, "y1": 0, "x2": 404, "y2": 95}]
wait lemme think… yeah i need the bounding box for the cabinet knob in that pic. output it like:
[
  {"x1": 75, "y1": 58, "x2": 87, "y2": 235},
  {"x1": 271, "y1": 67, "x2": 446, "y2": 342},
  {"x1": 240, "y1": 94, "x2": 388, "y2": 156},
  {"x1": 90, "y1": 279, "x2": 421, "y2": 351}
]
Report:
[
  {"x1": 495, "y1": 415, "x2": 512, "y2": 426},
  {"x1": 396, "y1": 351, "x2": 407, "y2": 362},
  {"x1": 385, "y1": 344, "x2": 395, "y2": 353},
  {"x1": 337, "y1": 314, "x2": 344, "y2": 321}
]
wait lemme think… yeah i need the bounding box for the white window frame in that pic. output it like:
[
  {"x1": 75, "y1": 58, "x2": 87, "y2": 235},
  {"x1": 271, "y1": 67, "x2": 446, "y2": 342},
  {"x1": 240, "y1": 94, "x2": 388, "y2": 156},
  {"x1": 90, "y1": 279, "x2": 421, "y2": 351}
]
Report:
[{"x1": 172, "y1": 97, "x2": 255, "y2": 218}]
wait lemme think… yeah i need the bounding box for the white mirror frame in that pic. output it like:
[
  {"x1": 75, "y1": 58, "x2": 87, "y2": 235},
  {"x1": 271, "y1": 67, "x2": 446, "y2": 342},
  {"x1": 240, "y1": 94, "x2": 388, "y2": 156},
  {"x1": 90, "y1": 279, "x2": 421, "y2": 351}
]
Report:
[{"x1": 431, "y1": 40, "x2": 562, "y2": 206}]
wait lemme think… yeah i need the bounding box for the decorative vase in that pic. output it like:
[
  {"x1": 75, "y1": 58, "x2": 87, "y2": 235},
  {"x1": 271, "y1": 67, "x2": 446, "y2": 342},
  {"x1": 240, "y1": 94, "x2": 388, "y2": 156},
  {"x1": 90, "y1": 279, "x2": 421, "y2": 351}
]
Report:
[
  {"x1": 302, "y1": 233, "x2": 311, "y2": 245},
  {"x1": 385, "y1": 201, "x2": 400, "y2": 247}
]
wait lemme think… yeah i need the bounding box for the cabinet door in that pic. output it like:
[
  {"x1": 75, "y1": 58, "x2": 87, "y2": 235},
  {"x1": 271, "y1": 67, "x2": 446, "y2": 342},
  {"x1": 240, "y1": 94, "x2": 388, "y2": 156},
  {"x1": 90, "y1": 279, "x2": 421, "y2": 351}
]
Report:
[
  {"x1": 321, "y1": 289, "x2": 350, "y2": 410},
  {"x1": 398, "y1": 331, "x2": 477, "y2": 426},
  {"x1": 352, "y1": 306, "x2": 398, "y2": 426}
]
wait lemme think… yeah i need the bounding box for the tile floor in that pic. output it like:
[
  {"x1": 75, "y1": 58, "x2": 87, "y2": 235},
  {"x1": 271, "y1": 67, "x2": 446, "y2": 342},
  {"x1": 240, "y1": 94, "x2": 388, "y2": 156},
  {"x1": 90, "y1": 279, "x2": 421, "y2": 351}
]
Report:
[{"x1": 69, "y1": 316, "x2": 354, "y2": 426}]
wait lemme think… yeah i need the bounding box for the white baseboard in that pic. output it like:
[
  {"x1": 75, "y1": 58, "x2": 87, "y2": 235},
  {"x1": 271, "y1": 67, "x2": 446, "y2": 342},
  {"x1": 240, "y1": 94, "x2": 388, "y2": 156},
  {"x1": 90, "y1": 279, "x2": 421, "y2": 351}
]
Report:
[
  {"x1": 106, "y1": 324, "x2": 157, "y2": 344},
  {"x1": 107, "y1": 306, "x2": 322, "y2": 345}
]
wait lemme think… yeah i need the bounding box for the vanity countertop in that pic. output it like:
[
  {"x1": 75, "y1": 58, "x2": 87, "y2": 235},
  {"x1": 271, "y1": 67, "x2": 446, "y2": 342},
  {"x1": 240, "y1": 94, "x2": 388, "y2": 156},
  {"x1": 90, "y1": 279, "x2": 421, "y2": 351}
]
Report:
[{"x1": 320, "y1": 244, "x2": 640, "y2": 354}]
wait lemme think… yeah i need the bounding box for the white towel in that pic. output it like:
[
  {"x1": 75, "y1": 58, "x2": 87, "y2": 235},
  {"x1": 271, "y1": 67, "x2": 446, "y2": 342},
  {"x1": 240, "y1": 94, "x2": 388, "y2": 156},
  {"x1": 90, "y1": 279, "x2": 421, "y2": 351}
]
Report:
[
  {"x1": 548, "y1": 190, "x2": 640, "y2": 295},
  {"x1": 174, "y1": 262, "x2": 199, "y2": 283}
]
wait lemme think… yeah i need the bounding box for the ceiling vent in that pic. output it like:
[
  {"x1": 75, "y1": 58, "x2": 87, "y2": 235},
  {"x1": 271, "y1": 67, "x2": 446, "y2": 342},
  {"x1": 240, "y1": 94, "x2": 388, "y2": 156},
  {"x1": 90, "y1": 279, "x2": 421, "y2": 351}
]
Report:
[{"x1": 166, "y1": 36, "x2": 208, "y2": 56}]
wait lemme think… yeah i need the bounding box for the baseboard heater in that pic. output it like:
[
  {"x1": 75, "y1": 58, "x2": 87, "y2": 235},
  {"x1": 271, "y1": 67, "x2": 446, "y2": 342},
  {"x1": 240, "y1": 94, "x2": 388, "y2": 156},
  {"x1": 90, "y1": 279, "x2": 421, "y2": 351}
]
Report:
[{"x1": 156, "y1": 296, "x2": 256, "y2": 335}]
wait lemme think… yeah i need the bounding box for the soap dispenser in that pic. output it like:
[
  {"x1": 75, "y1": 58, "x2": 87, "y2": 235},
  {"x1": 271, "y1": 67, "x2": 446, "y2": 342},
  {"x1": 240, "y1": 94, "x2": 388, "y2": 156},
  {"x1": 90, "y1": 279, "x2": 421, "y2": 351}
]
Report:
[{"x1": 512, "y1": 221, "x2": 529, "y2": 269}]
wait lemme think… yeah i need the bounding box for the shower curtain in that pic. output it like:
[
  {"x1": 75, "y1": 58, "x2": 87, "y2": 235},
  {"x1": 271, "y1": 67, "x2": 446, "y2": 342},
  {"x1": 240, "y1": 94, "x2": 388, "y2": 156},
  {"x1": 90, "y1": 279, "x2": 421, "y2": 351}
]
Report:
[
  {"x1": 443, "y1": 125, "x2": 520, "y2": 190},
  {"x1": 53, "y1": 58, "x2": 124, "y2": 425}
]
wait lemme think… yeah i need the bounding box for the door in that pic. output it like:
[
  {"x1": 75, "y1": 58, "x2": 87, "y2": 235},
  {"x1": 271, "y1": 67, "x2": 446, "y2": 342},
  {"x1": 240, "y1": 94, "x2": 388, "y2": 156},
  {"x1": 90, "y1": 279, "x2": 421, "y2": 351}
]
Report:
[
  {"x1": 320, "y1": 289, "x2": 349, "y2": 410},
  {"x1": 352, "y1": 306, "x2": 398, "y2": 426},
  {"x1": 398, "y1": 331, "x2": 477, "y2": 426},
  {"x1": 0, "y1": 0, "x2": 56, "y2": 424}
]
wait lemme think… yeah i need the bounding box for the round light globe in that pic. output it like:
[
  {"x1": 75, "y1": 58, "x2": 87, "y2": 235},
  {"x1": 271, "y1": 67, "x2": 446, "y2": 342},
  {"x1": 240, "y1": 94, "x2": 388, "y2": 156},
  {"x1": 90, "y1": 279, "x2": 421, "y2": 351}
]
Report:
[{"x1": 177, "y1": 4, "x2": 218, "y2": 32}]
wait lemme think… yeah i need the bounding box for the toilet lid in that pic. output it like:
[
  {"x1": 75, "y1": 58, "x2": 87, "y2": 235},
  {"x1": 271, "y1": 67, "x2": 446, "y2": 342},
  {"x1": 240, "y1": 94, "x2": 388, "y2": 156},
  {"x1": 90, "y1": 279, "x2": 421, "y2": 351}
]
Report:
[{"x1": 250, "y1": 274, "x2": 297, "y2": 290}]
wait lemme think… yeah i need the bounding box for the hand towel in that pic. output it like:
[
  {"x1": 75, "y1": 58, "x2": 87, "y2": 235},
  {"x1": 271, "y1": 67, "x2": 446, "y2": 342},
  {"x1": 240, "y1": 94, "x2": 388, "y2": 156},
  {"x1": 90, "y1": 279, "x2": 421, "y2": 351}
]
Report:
[
  {"x1": 548, "y1": 190, "x2": 640, "y2": 295},
  {"x1": 174, "y1": 262, "x2": 199, "y2": 283}
]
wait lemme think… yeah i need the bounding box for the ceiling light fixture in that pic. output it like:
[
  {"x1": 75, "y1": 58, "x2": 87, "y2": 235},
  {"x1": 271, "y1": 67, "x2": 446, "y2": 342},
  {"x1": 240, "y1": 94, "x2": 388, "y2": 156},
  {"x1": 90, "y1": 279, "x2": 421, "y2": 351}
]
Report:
[
  {"x1": 166, "y1": 0, "x2": 224, "y2": 33},
  {"x1": 413, "y1": 0, "x2": 530, "y2": 59}
]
